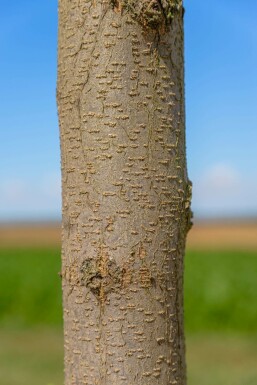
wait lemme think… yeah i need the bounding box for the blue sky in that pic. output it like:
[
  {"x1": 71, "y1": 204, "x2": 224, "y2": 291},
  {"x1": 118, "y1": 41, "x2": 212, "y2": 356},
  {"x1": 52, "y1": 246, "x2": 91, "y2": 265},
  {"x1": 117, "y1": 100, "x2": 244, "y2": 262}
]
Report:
[{"x1": 0, "y1": 0, "x2": 256, "y2": 221}]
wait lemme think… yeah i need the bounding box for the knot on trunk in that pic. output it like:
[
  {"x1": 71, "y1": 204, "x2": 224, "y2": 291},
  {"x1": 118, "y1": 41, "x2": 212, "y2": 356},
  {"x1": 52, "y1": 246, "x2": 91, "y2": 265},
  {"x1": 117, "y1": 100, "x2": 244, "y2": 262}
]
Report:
[
  {"x1": 80, "y1": 256, "x2": 124, "y2": 302},
  {"x1": 111, "y1": 0, "x2": 183, "y2": 32},
  {"x1": 185, "y1": 180, "x2": 193, "y2": 232}
]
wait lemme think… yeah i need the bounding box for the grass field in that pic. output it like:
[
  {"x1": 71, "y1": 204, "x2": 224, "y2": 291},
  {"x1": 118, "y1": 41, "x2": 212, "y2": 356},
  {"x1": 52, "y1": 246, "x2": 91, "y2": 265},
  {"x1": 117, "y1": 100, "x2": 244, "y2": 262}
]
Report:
[
  {"x1": 0, "y1": 225, "x2": 256, "y2": 384},
  {"x1": 1, "y1": 246, "x2": 256, "y2": 333},
  {"x1": 1, "y1": 329, "x2": 257, "y2": 385}
]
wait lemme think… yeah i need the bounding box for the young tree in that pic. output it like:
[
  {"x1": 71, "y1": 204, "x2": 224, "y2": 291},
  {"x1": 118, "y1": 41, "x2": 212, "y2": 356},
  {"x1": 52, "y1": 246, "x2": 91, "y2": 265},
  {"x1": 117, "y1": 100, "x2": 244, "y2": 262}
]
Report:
[{"x1": 57, "y1": 1, "x2": 192, "y2": 384}]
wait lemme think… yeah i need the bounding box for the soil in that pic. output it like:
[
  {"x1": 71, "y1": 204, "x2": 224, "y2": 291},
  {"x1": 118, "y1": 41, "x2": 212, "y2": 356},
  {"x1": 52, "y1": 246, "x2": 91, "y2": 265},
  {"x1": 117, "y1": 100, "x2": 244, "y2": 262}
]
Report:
[{"x1": 187, "y1": 221, "x2": 257, "y2": 250}]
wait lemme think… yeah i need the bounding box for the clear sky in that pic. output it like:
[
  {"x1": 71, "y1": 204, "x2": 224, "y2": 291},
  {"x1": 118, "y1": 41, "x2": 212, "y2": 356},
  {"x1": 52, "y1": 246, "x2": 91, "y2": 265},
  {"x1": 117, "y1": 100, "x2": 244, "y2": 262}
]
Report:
[{"x1": 0, "y1": 0, "x2": 256, "y2": 221}]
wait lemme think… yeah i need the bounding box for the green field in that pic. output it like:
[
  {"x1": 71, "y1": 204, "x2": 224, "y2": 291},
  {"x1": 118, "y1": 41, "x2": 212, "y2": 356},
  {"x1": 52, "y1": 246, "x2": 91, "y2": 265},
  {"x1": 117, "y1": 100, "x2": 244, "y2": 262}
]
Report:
[
  {"x1": 0, "y1": 247, "x2": 257, "y2": 384},
  {"x1": 185, "y1": 249, "x2": 257, "y2": 333}
]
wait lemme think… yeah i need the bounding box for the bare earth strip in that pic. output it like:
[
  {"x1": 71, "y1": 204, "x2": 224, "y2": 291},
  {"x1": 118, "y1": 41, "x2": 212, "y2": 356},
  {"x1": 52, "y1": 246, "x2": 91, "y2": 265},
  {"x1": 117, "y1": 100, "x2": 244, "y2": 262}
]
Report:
[
  {"x1": 0, "y1": 223, "x2": 61, "y2": 248},
  {"x1": 0, "y1": 221, "x2": 257, "y2": 250},
  {"x1": 187, "y1": 221, "x2": 257, "y2": 250}
]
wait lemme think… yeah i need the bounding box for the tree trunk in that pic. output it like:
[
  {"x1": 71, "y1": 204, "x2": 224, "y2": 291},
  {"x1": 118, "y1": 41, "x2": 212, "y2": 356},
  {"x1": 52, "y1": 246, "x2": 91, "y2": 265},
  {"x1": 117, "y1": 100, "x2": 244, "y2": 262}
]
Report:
[{"x1": 57, "y1": 1, "x2": 192, "y2": 384}]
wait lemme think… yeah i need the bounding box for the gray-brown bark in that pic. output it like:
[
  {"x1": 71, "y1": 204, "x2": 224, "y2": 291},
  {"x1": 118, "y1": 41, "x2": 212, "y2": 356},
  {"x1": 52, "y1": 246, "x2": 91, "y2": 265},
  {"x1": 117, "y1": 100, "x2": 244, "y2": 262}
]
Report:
[{"x1": 57, "y1": 1, "x2": 192, "y2": 384}]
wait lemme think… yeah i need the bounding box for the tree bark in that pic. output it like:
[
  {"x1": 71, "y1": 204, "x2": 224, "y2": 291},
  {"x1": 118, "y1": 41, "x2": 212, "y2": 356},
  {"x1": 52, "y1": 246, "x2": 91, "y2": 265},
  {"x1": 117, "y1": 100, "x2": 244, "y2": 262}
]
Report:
[{"x1": 57, "y1": 1, "x2": 192, "y2": 384}]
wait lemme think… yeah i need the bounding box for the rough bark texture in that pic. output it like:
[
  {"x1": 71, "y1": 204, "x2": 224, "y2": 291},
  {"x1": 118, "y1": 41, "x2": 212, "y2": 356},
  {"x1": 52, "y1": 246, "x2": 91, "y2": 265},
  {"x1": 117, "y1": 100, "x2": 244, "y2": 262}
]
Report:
[{"x1": 57, "y1": 1, "x2": 192, "y2": 384}]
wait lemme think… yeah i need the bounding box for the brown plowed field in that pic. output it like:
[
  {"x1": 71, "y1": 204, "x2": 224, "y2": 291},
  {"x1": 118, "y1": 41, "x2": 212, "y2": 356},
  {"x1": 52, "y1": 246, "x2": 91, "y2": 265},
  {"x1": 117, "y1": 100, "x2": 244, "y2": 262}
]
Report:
[
  {"x1": 187, "y1": 222, "x2": 257, "y2": 250},
  {"x1": 0, "y1": 222, "x2": 256, "y2": 250},
  {"x1": 0, "y1": 223, "x2": 61, "y2": 248}
]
